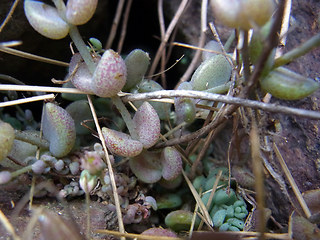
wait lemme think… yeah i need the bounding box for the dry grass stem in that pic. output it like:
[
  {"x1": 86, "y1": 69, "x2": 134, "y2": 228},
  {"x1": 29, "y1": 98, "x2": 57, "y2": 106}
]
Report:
[
  {"x1": 0, "y1": 47, "x2": 69, "y2": 67},
  {"x1": 117, "y1": 0, "x2": 133, "y2": 53},
  {"x1": 0, "y1": 209, "x2": 20, "y2": 240},
  {"x1": 0, "y1": 84, "x2": 87, "y2": 94},
  {"x1": 86, "y1": 95, "x2": 125, "y2": 238},
  {"x1": 198, "y1": 170, "x2": 223, "y2": 230},
  {"x1": 0, "y1": 0, "x2": 20, "y2": 33},
  {"x1": 0, "y1": 94, "x2": 55, "y2": 108},
  {"x1": 149, "y1": 0, "x2": 189, "y2": 76},
  {"x1": 273, "y1": 143, "x2": 312, "y2": 218},
  {"x1": 181, "y1": 169, "x2": 213, "y2": 227},
  {"x1": 105, "y1": 0, "x2": 125, "y2": 49},
  {"x1": 250, "y1": 117, "x2": 266, "y2": 240}
]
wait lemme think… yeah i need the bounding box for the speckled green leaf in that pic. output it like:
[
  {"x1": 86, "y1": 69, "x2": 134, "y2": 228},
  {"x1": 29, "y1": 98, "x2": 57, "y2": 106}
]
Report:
[
  {"x1": 133, "y1": 101, "x2": 160, "y2": 149},
  {"x1": 42, "y1": 103, "x2": 76, "y2": 157},
  {"x1": 102, "y1": 127, "x2": 143, "y2": 157}
]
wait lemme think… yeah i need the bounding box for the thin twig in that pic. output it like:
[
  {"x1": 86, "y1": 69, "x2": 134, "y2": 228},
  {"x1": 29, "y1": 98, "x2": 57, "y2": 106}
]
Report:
[
  {"x1": 105, "y1": 0, "x2": 125, "y2": 49},
  {"x1": 117, "y1": 0, "x2": 133, "y2": 53},
  {"x1": 0, "y1": 47, "x2": 69, "y2": 67},
  {"x1": 0, "y1": 84, "x2": 88, "y2": 94},
  {"x1": 274, "y1": 32, "x2": 320, "y2": 68},
  {"x1": 149, "y1": 0, "x2": 189, "y2": 76},
  {"x1": 158, "y1": 0, "x2": 167, "y2": 88},
  {"x1": 273, "y1": 143, "x2": 312, "y2": 218},
  {"x1": 0, "y1": 0, "x2": 20, "y2": 33},
  {"x1": 86, "y1": 95, "x2": 125, "y2": 238},
  {"x1": 250, "y1": 114, "x2": 266, "y2": 240},
  {"x1": 0, "y1": 94, "x2": 55, "y2": 108},
  {"x1": 0, "y1": 210, "x2": 20, "y2": 240},
  {"x1": 122, "y1": 90, "x2": 320, "y2": 120}
]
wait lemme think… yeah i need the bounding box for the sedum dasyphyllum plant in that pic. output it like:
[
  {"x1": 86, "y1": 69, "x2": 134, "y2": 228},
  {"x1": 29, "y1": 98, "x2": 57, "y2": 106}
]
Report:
[
  {"x1": 1, "y1": 0, "x2": 182, "y2": 231},
  {"x1": 2, "y1": 0, "x2": 320, "y2": 238}
]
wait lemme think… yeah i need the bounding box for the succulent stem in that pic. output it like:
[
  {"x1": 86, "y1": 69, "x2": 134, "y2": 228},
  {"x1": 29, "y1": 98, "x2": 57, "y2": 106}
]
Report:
[
  {"x1": 68, "y1": 25, "x2": 97, "y2": 74},
  {"x1": 14, "y1": 130, "x2": 49, "y2": 149},
  {"x1": 11, "y1": 165, "x2": 33, "y2": 178},
  {"x1": 274, "y1": 33, "x2": 320, "y2": 68},
  {"x1": 111, "y1": 96, "x2": 139, "y2": 140}
]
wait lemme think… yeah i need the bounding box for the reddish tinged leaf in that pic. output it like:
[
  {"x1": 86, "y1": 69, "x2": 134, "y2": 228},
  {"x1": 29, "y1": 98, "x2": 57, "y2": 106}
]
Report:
[
  {"x1": 133, "y1": 101, "x2": 160, "y2": 148},
  {"x1": 93, "y1": 50, "x2": 127, "y2": 97},
  {"x1": 24, "y1": 0, "x2": 69, "y2": 39},
  {"x1": 42, "y1": 103, "x2": 76, "y2": 158},
  {"x1": 68, "y1": 53, "x2": 99, "y2": 94},
  {"x1": 141, "y1": 227, "x2": 177, "y2": 237},
  {"x1": 66, "y1": 0, "x2": 98, "y2": 25},
  {"x1": 102, "y1": 127, "x2": 143, "y2": 157},
  {"x1": 161, "y1": 147, "x2": 182, "y2": 181},
  {"x1": 129, "y1": 151, "x2": 162, "y2": 183}
]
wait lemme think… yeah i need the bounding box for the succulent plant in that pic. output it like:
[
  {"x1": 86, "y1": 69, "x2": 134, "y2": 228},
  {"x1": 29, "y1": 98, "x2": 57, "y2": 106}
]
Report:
[
  {"x1": 202, "y1": 40, "x2": 224, "y2": 61},
  {"x1": 24, "y1": 0, "x2": 70, "y2": 39},
  {"x1": 133, "y1": 101, "x2": 160, "y2": 148},
  {"x1": 123, "y1": 49, "x2": 150, "y2": 91},
  {"x1": 79, "y1": 169, "x2": 98, "y2": 193},
  {"x1": 165, "y1": 210, "x2": 200, "y2": 232},
  {"x1": 68, "y1": 53, "x2": 97, "y2": 94},
  {"x1": 260, "y1": 67, "x2": 319, "y2": 100},
  {"x1": 175, "y1": 82, "x2": 196, "y2": 124},
  {"x1": 211, "y1": 0, "x2": 276, "y2": 30},
  {"x1": 66, "y1": 0, "x2": 98, "y2": 25},
  {"x1": 190, "y1": 54, "x2": 232, "y2": 91},
  {"x1": 156, "y1": 193, "x2": 182, "y2": 210},
  {"x1": 102, "y1": 127, "x2": 143, "y2": 157},
  {"x1": 0, "y1": 120, "x2": 15, "y2": 162},
  {"x1": 42, "y1": 103, "x2": 76, "y2": 158},
  {"x1": 93, "y1": 49, "x2": 127, "y2": 97},
  {"x1": 132, "y1": 79, "x2": 171, "y2": 120},
  {"x1": 141, "y1": 227, "x2": 177, "y2": 237},
  {"x1": 161, "y1": 147, "x2": 182, "y2": 181},
  {"x1": 129, "y1": 150, "x2": 162, "y2": 183}
]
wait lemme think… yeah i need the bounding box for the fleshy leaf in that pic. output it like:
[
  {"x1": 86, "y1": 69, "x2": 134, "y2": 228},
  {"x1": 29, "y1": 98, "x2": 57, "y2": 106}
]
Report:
[
  {"x1": 165, "y1": 210, "x2": 200, "y2": 232},
  {"x1": 133, "y1": 102, "x2": 160, "y2": 149},
  {"x1": 123, "y1": 49, "x2": 150, "y2": 91},
  {"x1": 129, "y1": 150, "x2": 162, "y2": 183},
  {"x1": 66, "y1": 0, "x2": 98, "y2": 25},
  {"x1": 66, "y1": 100, "x2": 94, "y2": 135},
  {"x1": 132, "y1": 79, "x2": 171, "y2": 120},
  {"x1": 141, "y1": 228, "x2": 177, "y2": 237},
  {"x1": 175, "y1": 82, "x2": 196, "y2": 124},
  {"x1": 260, "y1": 67, "x2": 319, "y2": 100},
  {"x1": 0, "y1": 121, "x2": 15, "y2": 162},
  {"x1": 68, "y1": 53, "x2": 99, "y2": 94},
  {"x1": 93, "y1": 49, "x2": 127, "y2": 97},
  {"x1": 24, "y1": 0, "x2": 69, "y2": 40},
  {"x1": 102, "y1": 127, "x2": 143, "y2": 157},
  {"x1": 42, "y1": 103, "x2": 76, "y2": 157},
  {"x1": 161, "y1": 147, "x2": 182, "y2": 181},
  {"x1": 191, "y1": 54, "x2": 232, "y2": 91}
]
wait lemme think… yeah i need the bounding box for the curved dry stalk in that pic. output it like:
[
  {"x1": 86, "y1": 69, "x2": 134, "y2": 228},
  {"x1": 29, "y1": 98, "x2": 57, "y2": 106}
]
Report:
[
  {"x1": 0, "y1": 0, "x2": 20, "y2": 33},
  {"x1": 86, "y1": 95, "x2": 125, "y2": 237},
  {"x1": 0, "y1": 47, "x2": 69, "y2": 67},
  {"x1": 105, "y1": 0, "x2": 126, "y2": 49},
  {"x1": 117, "y1": 0, "x2": 133, "y2": 53},
  {"x1": 0, "y1": 94, "x2": 55, "y2": 108},
  {"x1": 175, "y1": 0, "x2": 208, "y2": 88},
  {"x1": 148, "y1": 0, "x2": 189, "y2": 76}
]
